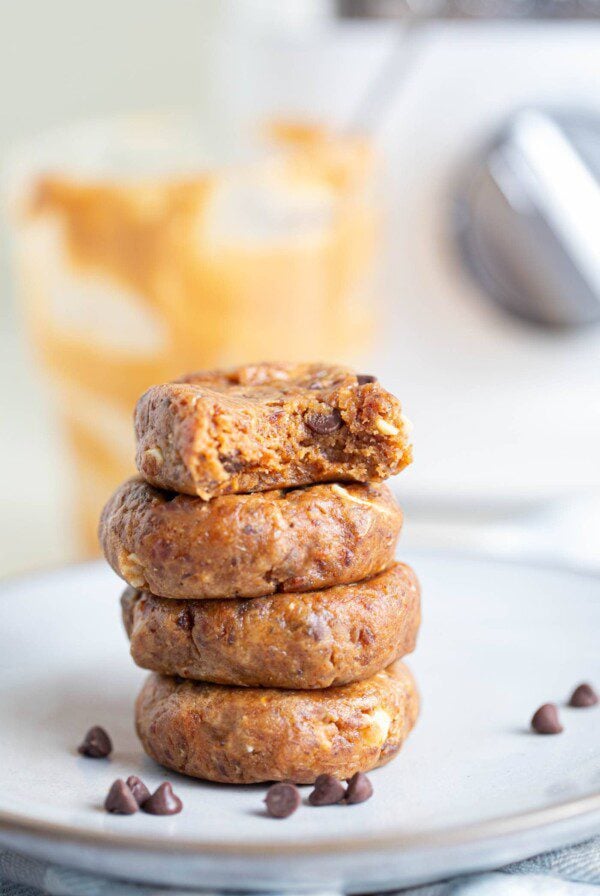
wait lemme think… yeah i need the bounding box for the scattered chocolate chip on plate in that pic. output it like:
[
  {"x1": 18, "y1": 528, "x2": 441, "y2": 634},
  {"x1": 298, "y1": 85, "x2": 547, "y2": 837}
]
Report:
[
  {"x1": 78, "y1": 726, "x2": 112, "y2": 758},
  {"x1": 531, "y1": 703, "x2": 563, "y2": 735},
  {"x1": 141, "y1": 782, "x2": 183, "y2": 816},
  {"x1": 264, "y1": 783, "x2": 301, "y2": 818},
  {"x1": 308, "y1": 775, "x2": 345, "y2": 806},
  {"x1": 345, "y1": 772, "x2": 373, "y2": 804},
  {"x1": 126, "y1": 775, "x2": 151, "y2": 806},
  {"x1": 104, "y1": 779, "x2": 138, "y2": 815},
  {"x1": 569, "y1": 683, "x2": 598, "y2": 708}
]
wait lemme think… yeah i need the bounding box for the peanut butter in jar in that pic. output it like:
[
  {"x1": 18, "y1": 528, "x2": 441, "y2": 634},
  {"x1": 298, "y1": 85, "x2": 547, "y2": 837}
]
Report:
[{"x1": 7, "y1": 115, "x2": 380, "y2": 554}]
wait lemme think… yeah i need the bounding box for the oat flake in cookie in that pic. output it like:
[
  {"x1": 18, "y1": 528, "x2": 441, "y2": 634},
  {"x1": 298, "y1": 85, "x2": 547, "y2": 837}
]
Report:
[
  {"x1": 134, "y1": 362, "x2": 412, "y2": 499},
  {"x1": 100, "y1": 477, "x2": 403, "y2": 600}
]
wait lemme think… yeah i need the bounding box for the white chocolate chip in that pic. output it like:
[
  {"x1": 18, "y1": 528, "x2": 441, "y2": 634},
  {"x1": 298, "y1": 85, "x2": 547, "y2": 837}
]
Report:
[
  {"x1": 246, "y1": 745, "x2": 255, "y2": 753},
  {"x1": 375, "y1": 417, "x2": 399, "y2": 437},
  {"x1": 362, "y1": 708, "x2": 392, "y2": 746},
  {"x1": 144, "y1": 446, "x2": 164, "y2": 465},
  {"x1": 119, "y1": 552, "x2": 146, "y2": 588},
  {"x1": 400, "y1": 413, "x2": 413, "y2": 434}
]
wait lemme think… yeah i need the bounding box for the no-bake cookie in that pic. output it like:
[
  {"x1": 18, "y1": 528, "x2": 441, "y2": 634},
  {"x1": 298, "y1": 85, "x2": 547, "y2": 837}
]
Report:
[
  {"x1": 121, "y1": 563, "x2": 420, "y2": 688},
  {"x1": 101, "y1": 477, "x2": 402, "y2": 599},
  {"x1": 135, "y1": 661, "x2": 419, "y2": 784},
  {"x1": 135, "y1": 363, "x2": 412, "y2": 499}
]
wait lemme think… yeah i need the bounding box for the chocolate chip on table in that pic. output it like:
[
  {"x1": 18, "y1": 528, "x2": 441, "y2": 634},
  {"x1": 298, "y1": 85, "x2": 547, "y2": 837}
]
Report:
[
  {"x1": 104, "y1": 779, "x2": 138, "y2": 815},
  {"x1": 345, "y1": 772, "x2": 373, "y2": 804},
  {"x1": 78, "y1": 725, "x2": 112, "y2": 758},
  {"x1": 264, "y1": 782, "x2": 301, "y2": 818},
  {"x1": 126, "y1": 775, "x2": 151, "y2": 806},
  {"x1": 531, "y1": 703, "x2": 563, "y2": 734},
  {"x1": 141, "y1": 782, "x2": 183, "y2": 815},
  {"x1": 305, "y1": 409, "x2": 343, "y2": 435},
  {"x1": 308, "y1": 774, "x2": 345, "y2": 806},
  {"x1": 356, "y1": 374, "x2": 377, "y2": 385},
  {"x1": 569, "y1": 683, "x2": 598, "y2": 708}
]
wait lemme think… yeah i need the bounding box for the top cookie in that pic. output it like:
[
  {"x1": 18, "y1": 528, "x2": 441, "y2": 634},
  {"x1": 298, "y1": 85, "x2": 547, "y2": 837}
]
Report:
[{"x1": 135, "y1": 363, "x2": 412, "y2": 498}]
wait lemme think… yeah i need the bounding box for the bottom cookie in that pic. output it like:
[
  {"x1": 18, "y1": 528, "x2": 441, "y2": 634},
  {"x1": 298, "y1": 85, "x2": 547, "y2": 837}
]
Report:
[{"x1": 135, "y1": 662, "x2": 419, "y2": 784}]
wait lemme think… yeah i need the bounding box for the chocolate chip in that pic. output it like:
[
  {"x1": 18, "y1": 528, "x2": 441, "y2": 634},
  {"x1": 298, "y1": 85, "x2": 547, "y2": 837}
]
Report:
[
  {"x1": 264, "y1": 782, "x2": 301, "y2": 818},
  {"x1": 345, "y1": 772, "x2": 373, "y2": 804},
  {"x1": 305, "y1": 409, "x2": 343, "y2": 435},
  {"x1": 104, "y1": 779, "x2": 138, "y2": 815},
  {"x1": 531, "y1": 703, "x2": 563, "y2": 734},
  {"x1": 357, "y1": 374, "x2": 377, "y2": 385},
  {"x1": 308, "y1": 774, "x2": 345, "y2": 806},
  {"x1": 176, "y1": 607, "x2": 193, "y2": 631},
  {"x1": 126, "y1": 775, "x2": 151, "y2": 806},
  {"x1": 220, "y1": 454, "x2": 244, "y2": 473},
  {"x1": 569, "y1": 683, "x2": 598, "y2": 708},
  {"x1": 141, "y1": 782, "x2": 183, "y2": 815},
  {"x1": 78, "y1": 725, "x2": 112, "y2": 758}
]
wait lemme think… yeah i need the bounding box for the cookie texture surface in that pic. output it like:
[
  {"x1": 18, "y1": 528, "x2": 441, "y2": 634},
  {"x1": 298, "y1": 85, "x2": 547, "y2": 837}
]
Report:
[
  {"x1": 100, "y1": 477, "x2": 402, "y2": 600},
  {"x1": 122, "y1": 563, "x2": 420, "y2": 688},
  {"x1": 135, "y1": 363, "x2": 412, "y2": 499},
  {"x1": 135, "y1": 661, "x2": 419, "y2": 784}
]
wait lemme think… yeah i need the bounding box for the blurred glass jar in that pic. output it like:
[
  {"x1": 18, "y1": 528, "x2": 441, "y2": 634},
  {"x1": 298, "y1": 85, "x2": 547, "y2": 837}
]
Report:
[{"x1": 6, "y1": 115, "x2": 379, "y2": 555}]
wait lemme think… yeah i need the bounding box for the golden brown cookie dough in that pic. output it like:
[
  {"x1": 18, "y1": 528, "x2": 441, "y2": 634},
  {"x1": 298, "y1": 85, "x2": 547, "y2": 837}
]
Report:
[
  {"x1": 100, "y1": 477, "x2": 402, "y2": 600},
  {"x1": 121, "y1": 563, "x2": 420, "y2": 688},
  {"x1": 135, "y1": 363, "x2": 412, "y2": 499},
  {"x1": 135, "y1": 661, "x2": 419, "y2": 784}
]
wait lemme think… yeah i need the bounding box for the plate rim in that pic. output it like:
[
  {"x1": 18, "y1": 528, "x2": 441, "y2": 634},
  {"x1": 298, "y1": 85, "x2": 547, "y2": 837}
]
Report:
[
  {"x1": 0, "y1": 791, "x2": 599, "y2": 859},
  {"x1": 1, "y1": 550, "x2": 599, "y2": 859}
]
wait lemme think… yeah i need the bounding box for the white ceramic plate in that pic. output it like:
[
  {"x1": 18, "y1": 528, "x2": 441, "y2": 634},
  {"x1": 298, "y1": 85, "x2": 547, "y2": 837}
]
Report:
[{"x1": 0, "y1": 551, "x2": 598, "y2": 893}]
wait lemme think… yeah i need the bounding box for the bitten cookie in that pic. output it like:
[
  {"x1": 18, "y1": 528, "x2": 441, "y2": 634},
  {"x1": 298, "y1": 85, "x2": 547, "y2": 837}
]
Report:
[
  {"x1": 135, "y1": 661, "x2": 419, "y2": 784},
  {"x1": 135, "y1": 363, "x2": 412, "y2": 499},
  {"x1": 121, "y1": 563, "x2": 420, "y2": 688},
  {"x1": 100, "y1": 477, "x2": 402, "y2": 600}
]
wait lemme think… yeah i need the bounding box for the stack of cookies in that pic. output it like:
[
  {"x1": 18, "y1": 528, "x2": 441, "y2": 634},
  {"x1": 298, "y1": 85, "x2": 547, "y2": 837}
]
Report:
[{"x1": 100, "y1": 363, "x2": 420, "y2": 785}]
